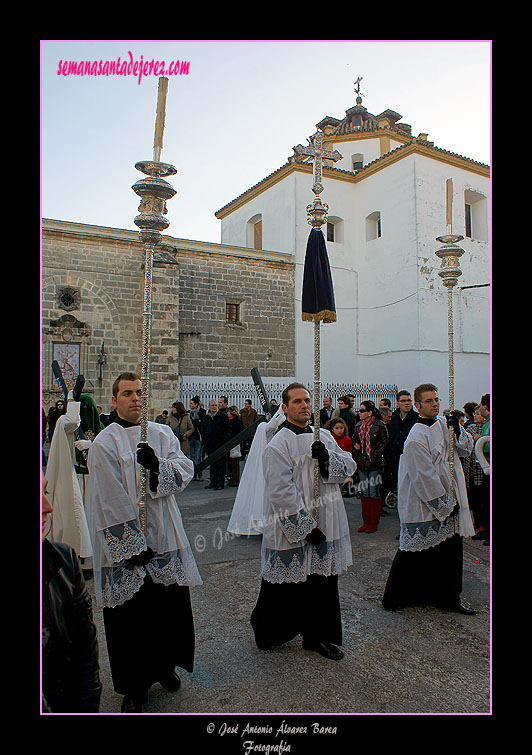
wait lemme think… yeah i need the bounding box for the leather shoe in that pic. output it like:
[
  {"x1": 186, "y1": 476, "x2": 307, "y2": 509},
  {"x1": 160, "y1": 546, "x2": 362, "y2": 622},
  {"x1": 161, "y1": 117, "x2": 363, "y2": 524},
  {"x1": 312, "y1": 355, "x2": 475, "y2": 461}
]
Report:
[
  {"x1": 440, "y1": 603, "x2": 477, "y2": 616},
  {"x1": 121, "y1": 695, "x2": 144, "y2": 713},
  {"x1": 204, "y1": 483, "x2": 215, "y2": 489},
  {"x1": 303, "y1": 640, "x2": 344, "y2": 660},
  {"x1": 159, "y1": 669, "x2": 181, "y2": 692}
]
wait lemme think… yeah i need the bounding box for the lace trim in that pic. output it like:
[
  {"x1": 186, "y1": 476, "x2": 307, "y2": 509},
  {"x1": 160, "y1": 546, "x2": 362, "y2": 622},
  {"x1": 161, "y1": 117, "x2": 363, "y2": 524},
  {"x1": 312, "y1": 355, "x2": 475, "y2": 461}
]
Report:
[
  {"x1": 278, "y1": 510, "x2": 316, "y2": 543},
  {"x1": 101, "y1": 564, "x2": 146, "y2": 608},
  {"x1": 262, "y1": 550, "x2": 307, "y2": 583},
  {"x1": 102, "y1": 521, "x2": 146, "y2": 563},
  {"x1": 399, "y1": 514, "x2": 458, "y2": 552},
  {"x1": 146, "y1": 550, "x2": 202, "y2": 587},
  {"x1": 99, "y1": 549, "x2": 202, "y2": 608},
  {"x1": 425, "y1": 492, "x2": 456, "y2": 522},
  {"x1": 261, "y1": 537, "x2": 352, "y2": 583},
  {"x1": 328, "y1": 453, "x2": 352, "y2": 482},
  {"x1": 310, "y1": 538, "x2": 352, "y2": 575},
  {"x1": 156, "y1": 458, "x2": 183, "y2": 496}
]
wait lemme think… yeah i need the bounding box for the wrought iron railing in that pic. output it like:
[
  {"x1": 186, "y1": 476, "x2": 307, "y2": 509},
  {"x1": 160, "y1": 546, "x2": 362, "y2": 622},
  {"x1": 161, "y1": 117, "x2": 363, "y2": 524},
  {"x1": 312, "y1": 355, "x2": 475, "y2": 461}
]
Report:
[{"x1": 178, "y1": 378, "x2": 398, "y2": 411}]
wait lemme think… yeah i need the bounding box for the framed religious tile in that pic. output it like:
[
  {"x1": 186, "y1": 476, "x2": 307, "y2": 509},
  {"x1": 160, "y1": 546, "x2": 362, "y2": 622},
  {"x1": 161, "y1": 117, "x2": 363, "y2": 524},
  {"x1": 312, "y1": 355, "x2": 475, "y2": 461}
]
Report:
[{"x1": 52, "y1": 342, "x2": 81, "y2": 391}]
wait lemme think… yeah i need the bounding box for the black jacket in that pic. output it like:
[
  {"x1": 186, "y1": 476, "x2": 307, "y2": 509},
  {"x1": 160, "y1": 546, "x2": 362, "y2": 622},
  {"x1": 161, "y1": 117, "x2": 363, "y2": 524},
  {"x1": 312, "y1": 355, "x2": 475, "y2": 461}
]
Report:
[
  {"x1": 201, "y1": 410, "x2": 232, "y2": 454},
  {"x1": 353, "y1": 419, "x2": 389, "y2": 471},
  {"x1": 42, "y1": 540, "x2": 102, "y2": 713},
  {"x1": 338, "y1": 408, "x2": 357, "y2": 438},
  {"x1": 190, "y1": 406, "x2": 206, "y2": 440},
  {"x1": 389, "y1": 407, "x2": 419, "y2": 478}
]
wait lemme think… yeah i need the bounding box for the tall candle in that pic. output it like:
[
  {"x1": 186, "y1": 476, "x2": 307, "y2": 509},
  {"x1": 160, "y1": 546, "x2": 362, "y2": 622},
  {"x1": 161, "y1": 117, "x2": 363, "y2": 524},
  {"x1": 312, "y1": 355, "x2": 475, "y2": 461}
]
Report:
[{"x1": 446, "y1": 178, "x2": 453, "y2": 230}]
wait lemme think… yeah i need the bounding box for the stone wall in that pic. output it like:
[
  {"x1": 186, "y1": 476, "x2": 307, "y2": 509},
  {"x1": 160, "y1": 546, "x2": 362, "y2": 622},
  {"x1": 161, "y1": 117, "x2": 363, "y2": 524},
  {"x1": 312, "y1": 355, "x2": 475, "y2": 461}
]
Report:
[{"x1": 42, "y1": 220, "x2": 295, "y2": 417}]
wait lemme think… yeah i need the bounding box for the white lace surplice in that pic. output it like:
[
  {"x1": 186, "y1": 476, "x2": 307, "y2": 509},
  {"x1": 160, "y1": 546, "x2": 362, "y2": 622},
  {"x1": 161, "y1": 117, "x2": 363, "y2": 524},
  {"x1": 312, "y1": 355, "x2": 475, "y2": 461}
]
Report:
[
  {"x1": 397, "y1": 417, "x2": 475, "y2": 551},
  {"x1": 227, "y1": 407, "x2": 286, "y2": 535},
  {"x1": 260, "y1": 427, "x2": 356, "y2": 584},
  {"x1": 88, "y1": 422, "x2": 202, "y2": 608}
]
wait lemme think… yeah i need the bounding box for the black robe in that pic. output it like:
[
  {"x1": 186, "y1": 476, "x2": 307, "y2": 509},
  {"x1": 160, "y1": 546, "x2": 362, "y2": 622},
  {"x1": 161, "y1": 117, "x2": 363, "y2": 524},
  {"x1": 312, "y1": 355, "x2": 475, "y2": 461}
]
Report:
[
  {"x1": 250, "y1": 421, "x2": 343, "y2": 649},
  {"x1": 102, "y1": 416, "x2": 196, "y2": 699},
  {"x1": 103, "y1": 575, "x2": 195, "y2": 699},
  {"x1": 382, "y1": 416, "x2": 464, "y2": 610}
]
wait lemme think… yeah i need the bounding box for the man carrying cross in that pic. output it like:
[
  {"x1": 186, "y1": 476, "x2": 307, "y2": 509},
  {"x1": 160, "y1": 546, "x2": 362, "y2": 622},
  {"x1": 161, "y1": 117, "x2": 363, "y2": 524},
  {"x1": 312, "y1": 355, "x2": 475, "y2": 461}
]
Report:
[{"x1": 250, "y1": 382, "x2": 356, "y2": 660}]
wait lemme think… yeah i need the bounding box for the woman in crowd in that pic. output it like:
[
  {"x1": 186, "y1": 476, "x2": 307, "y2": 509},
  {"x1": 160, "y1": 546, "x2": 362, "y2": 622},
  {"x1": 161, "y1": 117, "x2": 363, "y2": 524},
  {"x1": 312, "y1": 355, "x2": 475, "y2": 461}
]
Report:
[
  {"x1": 463, "y1": 404, "x2": 486, "y2": 531},
  {"x1": 168, "y1": 402, "x2": 195, "y2": 458},
  {"x1": 352, "y1": 401, "x2": 389, "y2": 533}
]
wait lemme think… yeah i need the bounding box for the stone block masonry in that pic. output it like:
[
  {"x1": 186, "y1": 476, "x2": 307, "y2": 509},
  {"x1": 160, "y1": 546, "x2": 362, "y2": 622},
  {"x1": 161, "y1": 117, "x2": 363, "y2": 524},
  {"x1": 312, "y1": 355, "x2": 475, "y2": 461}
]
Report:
[{"x1": 42, "y1": 220, "x2": 295, "y2": 417}]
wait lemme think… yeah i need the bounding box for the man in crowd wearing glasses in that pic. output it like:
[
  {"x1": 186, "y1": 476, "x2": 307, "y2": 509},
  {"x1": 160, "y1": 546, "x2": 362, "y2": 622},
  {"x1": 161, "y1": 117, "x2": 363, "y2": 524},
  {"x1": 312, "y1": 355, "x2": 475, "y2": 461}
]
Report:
[{"x1": 382, "y1": 383, "x2": 477, "y2": 615}]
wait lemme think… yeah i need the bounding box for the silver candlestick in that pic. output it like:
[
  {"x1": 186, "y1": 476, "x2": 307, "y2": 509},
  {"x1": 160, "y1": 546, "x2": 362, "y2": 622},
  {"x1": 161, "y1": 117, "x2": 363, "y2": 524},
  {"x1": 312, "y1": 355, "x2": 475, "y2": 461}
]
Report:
[{"x1": 131, "y1": 78, "x2": 177, "y2": 533}]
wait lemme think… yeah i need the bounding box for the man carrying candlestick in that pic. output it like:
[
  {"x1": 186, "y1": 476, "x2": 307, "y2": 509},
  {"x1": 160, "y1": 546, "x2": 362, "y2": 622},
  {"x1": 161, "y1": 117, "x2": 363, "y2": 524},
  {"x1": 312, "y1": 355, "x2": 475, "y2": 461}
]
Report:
[
  {"x1": 87, "y1": 80, "x2": 202, "y2": 713},
  {"x1": 382, "y1": 179, "x2": 477, "y2": 615},
  {"x1": 88, "y1": 372, "x2": 202, "y2": 712},
  {"x1": 382, "y1": 383, "x2": 476, "y2": 614}
]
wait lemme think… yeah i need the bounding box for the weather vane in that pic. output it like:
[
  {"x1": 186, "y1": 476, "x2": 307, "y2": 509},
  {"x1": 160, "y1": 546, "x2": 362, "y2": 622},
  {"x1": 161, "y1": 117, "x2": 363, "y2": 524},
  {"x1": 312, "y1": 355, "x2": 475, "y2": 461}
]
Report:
[{"x1": 354, "y1": 76, "x2": 364, "y2": 98}]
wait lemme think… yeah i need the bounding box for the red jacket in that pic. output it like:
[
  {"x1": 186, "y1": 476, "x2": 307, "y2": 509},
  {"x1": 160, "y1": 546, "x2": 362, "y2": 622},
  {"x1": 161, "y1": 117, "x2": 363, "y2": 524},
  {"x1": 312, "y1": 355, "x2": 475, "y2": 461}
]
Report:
[{"x1": 331, "y1": 432, "x2": 353, "y2": 454}]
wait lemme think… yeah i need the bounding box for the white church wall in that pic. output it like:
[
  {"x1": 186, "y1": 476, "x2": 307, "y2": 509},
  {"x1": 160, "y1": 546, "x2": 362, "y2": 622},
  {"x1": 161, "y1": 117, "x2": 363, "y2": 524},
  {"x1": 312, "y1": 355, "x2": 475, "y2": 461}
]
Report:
[
  {"x1": 293, "y1": 171, "x2": 359, "y2": 383},
  {"x1": 220, "y1": 175, "x2": 297, "y2": 254},
  {"x1": 348, "y1": 159, "x2": 420, "y2": 371},
  {"x1": 413, "y1": 154, "x2": 490, "y2": 394},
  {"x1": 292, "y1": 162, "x2": 422, "y2": 385},
  {"x1": 329, "y1": 135, "x2": 403, "y2": 172},
  {"x1": 218, "y1": 147, "x2": 489, "y2": 399},
  {"x1": 330, "y1": 136, "x2": 381, "y2": 172}
]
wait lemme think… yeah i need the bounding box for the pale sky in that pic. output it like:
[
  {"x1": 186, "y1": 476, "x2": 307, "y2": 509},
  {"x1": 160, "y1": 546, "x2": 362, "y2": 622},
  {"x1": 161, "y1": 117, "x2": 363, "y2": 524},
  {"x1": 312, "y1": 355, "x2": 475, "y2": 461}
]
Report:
[{"x1": 41, "y1": 40, "x2": 491, "y2": 245}]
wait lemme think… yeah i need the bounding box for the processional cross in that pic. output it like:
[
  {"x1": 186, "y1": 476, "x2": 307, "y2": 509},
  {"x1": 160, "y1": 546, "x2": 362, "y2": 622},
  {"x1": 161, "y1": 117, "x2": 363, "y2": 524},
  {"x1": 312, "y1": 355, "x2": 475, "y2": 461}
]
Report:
[
  {"x1": 293, "y1": 131, "x2": 342, "y2": 198},
  {"x1": 294, "y1": 130, "x2": 342, "y2": 522}
]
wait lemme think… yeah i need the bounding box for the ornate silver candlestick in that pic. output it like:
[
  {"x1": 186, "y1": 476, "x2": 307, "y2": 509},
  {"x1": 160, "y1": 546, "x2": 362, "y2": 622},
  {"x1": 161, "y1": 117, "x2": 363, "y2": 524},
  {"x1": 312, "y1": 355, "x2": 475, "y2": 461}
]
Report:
[
  {"x1": 435, "y1": 179, "x2": 465, "y2": 485},
  {"x1": 131, "y1": 78, "x2": 177, "y2": 532}
]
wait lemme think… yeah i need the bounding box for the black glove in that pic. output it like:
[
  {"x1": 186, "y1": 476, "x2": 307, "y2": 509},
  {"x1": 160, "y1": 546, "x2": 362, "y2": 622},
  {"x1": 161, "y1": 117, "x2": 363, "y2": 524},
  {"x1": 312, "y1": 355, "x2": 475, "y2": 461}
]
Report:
[
  {"x1": 311, "y1": 441, "x2": 329, "y2": 462},
  {"x1": 305, "y1": 527, "x2": 326, "y2": 545},
  {"x1": 127, "y1": 547, "x2": 156, "y2": 567},
  {"x1": 311, "y1": 440, "x2": 329, "y2": 479},
  {"x1": 446, "y1": 411, "x2": 461, "y2": 439},
  {"x1": 137, "y1": 442, "x2": 160, "y2": 472},
  {"x1": 137, "y1": 443, "x2": 160, "y2": 492}
]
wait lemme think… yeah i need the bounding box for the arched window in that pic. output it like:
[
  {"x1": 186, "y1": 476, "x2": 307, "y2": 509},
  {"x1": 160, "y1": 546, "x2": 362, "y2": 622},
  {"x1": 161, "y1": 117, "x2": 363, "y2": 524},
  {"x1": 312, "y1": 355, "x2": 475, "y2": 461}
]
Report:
[
  {"x1": 352, "y1": 153, "x2": 364, "y2": 171},
  {"x1": 247, "y1": 214, "x2": 262, "y2": 249},
  {"x1": 327, "y1": 216, "x2": 344, "y2": 244},
  {"x1": 366, "y1": 211, "x2": 382, "y2": 241}
]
